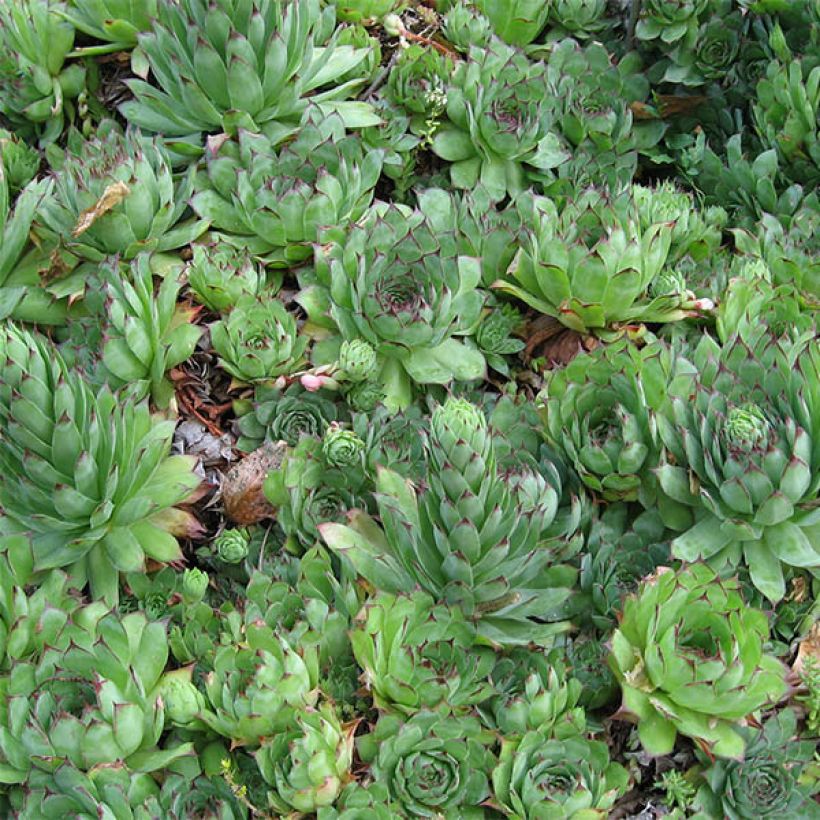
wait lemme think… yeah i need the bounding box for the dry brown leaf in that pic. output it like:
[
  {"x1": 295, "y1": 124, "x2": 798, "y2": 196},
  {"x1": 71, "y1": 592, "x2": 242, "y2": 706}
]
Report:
[
  {"x1": 792, "y1": 621, "x2": 820, "y2": 676},
  {"x1": 72, "y1": 181, "x2": 130, "y2": 237},
  {"x1": 222, "y1": 440, "x2": 286, "y2": 525}
]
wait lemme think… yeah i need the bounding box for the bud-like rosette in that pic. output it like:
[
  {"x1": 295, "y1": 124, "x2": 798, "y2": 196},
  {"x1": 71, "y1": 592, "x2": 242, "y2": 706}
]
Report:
[
  {"x1": 338, "y1": 339, "x2": 378, "y2": 383},
  {"x1": 159, "y1": 668, "x2": 208, "y2": 730},
  {"x1": 181, "y1": 568, "x2": 209, "y2": 603},
  {"x1": 213, "y1": 529, "x2": 250, "y2": 564}
]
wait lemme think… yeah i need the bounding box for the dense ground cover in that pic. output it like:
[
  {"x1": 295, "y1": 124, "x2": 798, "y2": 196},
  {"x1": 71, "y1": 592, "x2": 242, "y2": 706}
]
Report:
[{"x1": 0, "y1": 0, "x2": 818, "y2": 817}]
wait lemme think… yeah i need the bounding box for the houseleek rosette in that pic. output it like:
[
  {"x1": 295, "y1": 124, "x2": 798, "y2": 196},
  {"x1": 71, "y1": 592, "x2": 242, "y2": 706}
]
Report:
[
  {"x1": 35, "y1": 121, "x2": 207, "y2": 262},
  {"x1": 635, "y1": 0, "x2": 708, "y2": 46},
  {"x1": 58, "y1": 0, "x2": 157, "y2": 52},
  {"x1": 368, "y1": 712, "x2": 493, "y2": 818},
  {"x1": 609, "y1": 564, "x2": 787, "y2": 758},
  {"x1": 492, "y1": 733, "x2": 629, "y2": 819},
  {"x1": 255, "y1": 702, "x2": 355, "y2": 814},
  {"x1": 303, "y1": 202, "x2": 486, "y2": 410},
  {"x1": 210, "y1": 294, "x2": 307, "y2": 384},
  {"x1": 100, "y1": 254, "x2": 202, "y2": 409},
  {"x1": 236, "y1": 383, "x2": 338, "y2": 453},
  {"x1": 120, "y1": 0, "x2": 378, "y2": 140},
  {"x1": 539, "y1": 340, "x2": 688, "y2": 504},
  {"x1": 0, "y1": 325, "x2": 202, "y2": 604},
  {"x1": 496, "y1": 188, "x2": 710, "y2": 338},
  {"x1": 431, "y1": 40, "x2": 569, "y2": 200},
  {"x1": 693, "y1": 708, "x2": 818, "y2": 819},
  {"x1": 657, "y1": 328, "x2": 820, "y2": 601},
  {"x1": 350, "y1": 591, "x2": 495, "y2": 716},
  {"x1": 753, "y1": 60, "x2": 820, "y2": 189},
  {"x1": 321, "y1": 398, "x2": 578, "y2": 647},
  {"x1": 199, "y1": 627, "x2": 319, "y2": 746},
  {"x1": 0, "y1": 0, "x2": 86, "y2": 142},
  {"x1": 191, "y1": 112, "x2": 383, "y2": 265},
  {"x1": 0, "y1": 170, "x2": 66, "y2": 325},
  {"x1": 186, "y1": 242, "x2": 264, "y2": 312},
  {"x1": 0, "y1": 609, "x2": 185, "y2": 782},
  {"x1": 473, "y1": 0, "x2": 551, "y2": 46},
  {"x1": 480, "y1": 651, "x2": 586, "y2": 739},
  {"x1": 549, "y1": 0, "x2": 609, "y2": 40}
]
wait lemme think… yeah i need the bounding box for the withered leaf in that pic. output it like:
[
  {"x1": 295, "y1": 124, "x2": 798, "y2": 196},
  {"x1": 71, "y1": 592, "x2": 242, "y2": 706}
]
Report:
[{"x1": 72, "y1": 181, "x2": 130, "y2": 237}]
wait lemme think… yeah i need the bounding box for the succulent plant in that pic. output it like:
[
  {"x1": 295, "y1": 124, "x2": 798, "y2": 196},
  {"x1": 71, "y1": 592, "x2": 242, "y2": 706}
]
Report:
[
  {"x1": 0, "y1": 0, "x2": 86, "y2": 142},
  {"x1": 98, "y1": 255, "x2": 202, "y2": 408},
  {"x1": 191, "y1": 112, "x2": 383, "y2": 266},
  {"x1": 431, "y1": 39, "x2": 568, "y2": 201},
  {"x1": 0, "y1": 170, "x2": 66, "y2": 325},
  {"x1": 609, "y1": 564, "x2": 788, "y2": 758},
  {"x1": 35, "y1": 121, "x2": 207, "y2": 263},
  {"x1": 495, "y1": 188, "x2": 712, "y2": 338},
  {"x1": 210, "y1": 294, "x2": 307, "y2": 384},
  {"x1": 366, "y1": 711, "x2": 494, "y2": 818},
  {"x1": 302, "y1": 202, "x2": 486, "y2": 410},
  {"x1": 264, "y1": 438, "x2": 364, "y2": 552},
  {"x1": 0, "y1": 538, "x2": 80, "y2": 672},
  {"x1": 0, "y1": 324, "x2": 202, "y2": 604},
  {"x1": 632, "y1": 180, "x2": 727, "y2": 263},
  {"x1": 753, "y1": 60, "x2": 820, "y2": 188},
  {"x1": 121, "y1": 0, "x2": 378, "y2": 140},
  {"x1": 475, "y1": 303, "x2": 525, "y2": 375},
  {"x1": 200, "y1": 625, "x2": 319, "y2": 746},
  {"x1": 657, "y1": 328, "x2": 820, "y2": 602},
  {"x1": 356, "y1": 405, "x2": 429, "y2": 478},
  {"x1": 473, "y1": 0, "x2": 551, "y2": 46},
  {"x1": 480, "y1": 650, "x2": 587, "y2": 739},
  {"x1": 337, "y1": 339, "x2": 378, "y2": 383},
  {"x1": 322, "y1": 423, "x2": 365, "y2": 468},
  {"x1": 549, "y1": 0, "x2": 608, "y2": 40},
  {"x1": 663, "y1": 12, "x2": 743, "y2": 87},
  {"x1": 255, "y1": 702, "x2": 355, "y2": 813},
  {"x1": 635, "y1": 0, "x2": 709, "y2": 46},
  {"x1": 0, "y1": 129, "x2": 40, "y2": 192},
  {"x1": 573, "y1": 506, "x2": 670, "y2": 632},
  {"x1": 385, "y1": 44, "x2": 454, "y2": 135},
  {"x1": 213, "y1": 528, "x2": 251, "y2": 564},
  {"x1": 442, "y1": 2, "x2": 494, "y2": 52},
  {"x1": 158, "y1": 667, "x2": 209, "y2": 731},
  {"x1": 186, "y1": 242, "x2": 265, "y2": 313},
  {"x1": 59, "y1": 0, "x2": 157, "y2": 52},
  {"x1": 492, "y1": 733, "x2": 629, "y2": 819},
  {"x1": 335, "y1": 0, "x2": 406, "y2": 24},
  {"x1": 321, "y1": 398, "x2": 578, "y2": 647},
  {"x1": 350, "y1": 591, "x2": 495, "y2": 716},
  {"x1": 236, "y1": 383, "x2": 339, "y2": 453},
  {"x1": 539, "y1": 339, "x2": 690, "y2": 504},
  {"x1": 0, "y1": 608, "x2": 186, "y2": 784},
  {"x1": 693, "y1": 708, "x2": 818, "y2": 818},
  {"x1": 181, "y1": 568, "x2": 209, "y2": 603}
]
